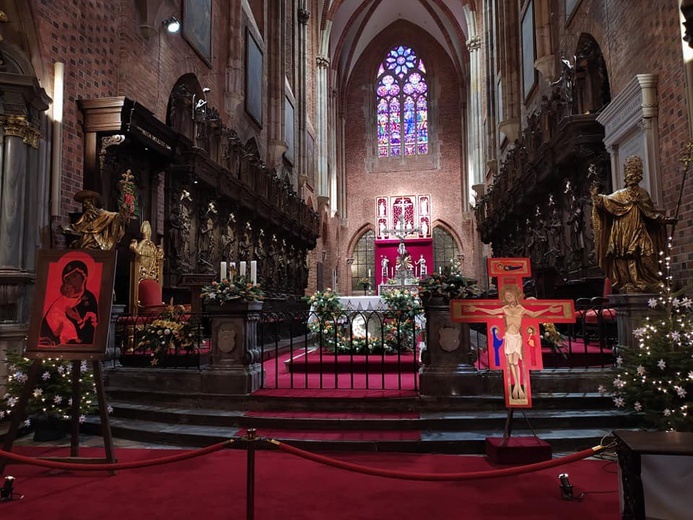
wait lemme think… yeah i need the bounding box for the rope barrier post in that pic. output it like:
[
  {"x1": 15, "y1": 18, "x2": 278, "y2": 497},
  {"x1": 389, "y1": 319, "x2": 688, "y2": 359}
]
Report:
[{"x1": 246, "y1": 428, "x2": 257, "y2": 520}]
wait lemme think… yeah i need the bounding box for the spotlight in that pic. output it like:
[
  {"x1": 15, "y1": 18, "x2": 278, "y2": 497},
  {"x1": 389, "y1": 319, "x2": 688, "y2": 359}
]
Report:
[
  {"x1": 163, "y1": 16, "x2": 181, "y2": 34},
  {"x1": 558, "y1": 473, "x2": 583, "y2": 501},
  {"x1": 1, "y1": 476, "x2": 21, "y2": 502}
]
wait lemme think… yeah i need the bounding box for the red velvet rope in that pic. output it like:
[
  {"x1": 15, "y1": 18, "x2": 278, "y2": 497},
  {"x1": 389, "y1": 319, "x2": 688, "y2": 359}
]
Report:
[
  {"x1": 0, "y1": 439, "x2": 233, "y2": 471},
  {"x1": 270, "y1": 440, "x2": 605, "y2": 481}
]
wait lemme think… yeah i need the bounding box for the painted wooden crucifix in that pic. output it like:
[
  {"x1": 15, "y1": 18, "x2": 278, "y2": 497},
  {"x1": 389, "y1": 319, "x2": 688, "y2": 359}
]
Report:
[{"x1": 450, "y1": 258, "x2": 575, "y2": 408}]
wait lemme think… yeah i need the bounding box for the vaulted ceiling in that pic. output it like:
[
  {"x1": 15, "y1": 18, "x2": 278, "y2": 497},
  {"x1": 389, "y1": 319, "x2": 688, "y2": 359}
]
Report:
[{"x1": 320, "y1": 0, "x2": 474, "y2": 89}]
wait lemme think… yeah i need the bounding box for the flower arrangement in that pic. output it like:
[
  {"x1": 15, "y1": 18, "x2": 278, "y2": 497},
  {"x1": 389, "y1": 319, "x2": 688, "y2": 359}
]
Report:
[
  {"x1": 135, "y1": 305, "x2": 202, "y2": 366},
  {"x1": 601, "y1": 292, "x2": 693, "y2": 432},
  {"x1": 357, "y1": 277, "x2": 371, "y2": 289},
  {"x1": 1, "y1": 353, "x2": 98, "y2": 425},
  {"x1": 417, "y1": 261, "x2": 482, "y2": 302},
  {"x1": 201, "y1": 276, "x2": 264, "y2": 304},
  {"x1": 541, "y1": 322, "x2": 566, "y2": 348},
  {"x1": 381, "y1": 288, "x2": 423, "y2": 352}
]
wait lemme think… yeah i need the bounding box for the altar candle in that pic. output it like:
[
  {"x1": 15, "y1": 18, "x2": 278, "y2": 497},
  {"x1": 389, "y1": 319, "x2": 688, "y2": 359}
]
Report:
[
  {"x1": 368, "y1": 269, "x2": 371, "y2": 278},
  {"x1": 220, "y1": 261, "x2": 228, "y2": 281},
  {"x1": 230, "y1": 262, "x2": 236, "y2": 280},
  {"x1": 250, "y1": 261, "x2": 257, "y2": 285},
  {"x1": 239, "y1": 261, "x2": 247, "y2": 278}
]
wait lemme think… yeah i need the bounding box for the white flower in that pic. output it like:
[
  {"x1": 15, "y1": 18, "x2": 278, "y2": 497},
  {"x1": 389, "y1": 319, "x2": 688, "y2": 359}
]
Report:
[
  {"x1": 688, "y1": 371, "x2": 693, "y2": 381},
  {"x1": 663, "y1": 409, "x2": 672, "y2": 416},
  {"x1": 107, "y1": 405, "x2": 114, "y2": 414},
  {"x1": 648, "y1": 298, "x2": 658, "y2": 308},
  {"x1": 613, "y1": 397, "x2": 625, "y2": 408},
  {"x1": 79, "y1": 415, "x2": 86, "y2": 424},
  {"x1": 634, "y1": 402, "x2": 642, "y2": 412},
  {"x1": 657, "y1": 359, "x2": 667, "y2": 370},
  {"x1": 637, "y1": 365, "x2": 646, "y2": 376},
  {"x1": 613, "y1": 377, "x2": 626, "y2": 389},
  {"x1": 53, "y1": 395, "x2": 63, "y2": 404},
  {"x1": 672, "y1": 298, "x2": 681, "y2": 308},
  {"x1": 7, "y1": 397, "x2": 17, "y2": 408},
  {"x1": 24, "y1": 419, "x2": 31, "y2": 427},
  {"x1": 598, "y1": 385, "x2": 607, "y2": 395},
  {"x1": 81, "y1": 361, "x2": 88, "y2": 372},
  {"x1": 633, "y1": 327, "x2": 647, "y2": 338},
  {"x1": 681, "y1": 297, "x2": 692, "y2": 309},
  {"x1": 671, "y1": 331, "x2": 681, "y2": 342},
  {"x1": 41, "y1": 371, "x2": 51, "y2": 381},
  {"x1": 674, "y1": 386, "x2": 687, "y2": 398},
  {"x1": 615, "y1": 356, "x2": 623, "y2": 367},
  {"x1": 33, "y1": 388, "x2": 43, "y2": 398},
  {"x1": 0, "y1": 411, "x2": 4, "y2": 420}
]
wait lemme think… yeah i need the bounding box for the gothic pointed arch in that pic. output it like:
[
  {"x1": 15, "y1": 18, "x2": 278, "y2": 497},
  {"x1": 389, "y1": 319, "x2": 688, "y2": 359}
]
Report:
[
  {"x1": 573, "y1": 34, "x2": 611, "y2": 115},
  {"x1": 347, "y1": 226, "x2": 376, "y2": 293},
  {"x1": 166, "y1": 73, "x2": 205, "y2": 140},
  {"x1": 432, "y1": 221, "x2": 462, "y2": 273}
]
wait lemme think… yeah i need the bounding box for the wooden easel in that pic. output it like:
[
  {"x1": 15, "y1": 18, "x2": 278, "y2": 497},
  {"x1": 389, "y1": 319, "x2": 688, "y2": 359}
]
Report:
[{"x1": 0, "y1": 355, "x2": 116, "y2": 475}]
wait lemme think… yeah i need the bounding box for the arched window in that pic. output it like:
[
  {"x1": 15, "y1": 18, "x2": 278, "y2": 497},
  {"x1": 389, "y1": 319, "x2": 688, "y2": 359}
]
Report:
[
  {"x1": 376, "y1": 45, "x2": 428, "y2": 158},
  {"x1": 351, "y1": 230, "x2": 375, "y2": 292},
  {"x1": 433, "y1": 227, "x2": 459, "y2": 273}
]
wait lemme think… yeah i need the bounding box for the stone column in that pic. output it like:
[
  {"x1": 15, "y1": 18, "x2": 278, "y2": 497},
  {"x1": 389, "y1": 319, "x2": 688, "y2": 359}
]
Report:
[
  {"x1": 466, "y1": 35, "x2": 483, "y2": 191},
  {"x1": 609, "y1": 293, "x2": 662, "y2": 349},
  {"x1": 203, "y1": 301, "x2": 264, "y2": 394},
  {"x1": 419, "y1": 298, "x2": 478, "y2": 396},
  {"x1": 315, "y1": 55, "x2": 330, "y2": 197}
]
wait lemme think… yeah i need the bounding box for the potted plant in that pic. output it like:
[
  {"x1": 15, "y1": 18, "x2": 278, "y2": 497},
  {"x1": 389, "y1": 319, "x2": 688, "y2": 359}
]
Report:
[
  {"x1": 0, "y1": 353, "x2": 99, "y2": 441},
  {"x1": 602, "y1": 291, "x2": 693, "y2": 431},
  {"x1": 134, "y1": 304, "x2": 202, "y2": 366}
]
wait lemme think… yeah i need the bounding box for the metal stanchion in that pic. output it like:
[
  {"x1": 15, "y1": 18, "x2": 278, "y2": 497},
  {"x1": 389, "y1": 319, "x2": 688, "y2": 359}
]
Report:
[{"x1": 246, "y1": 428, "x2": 257, "y2": 520}]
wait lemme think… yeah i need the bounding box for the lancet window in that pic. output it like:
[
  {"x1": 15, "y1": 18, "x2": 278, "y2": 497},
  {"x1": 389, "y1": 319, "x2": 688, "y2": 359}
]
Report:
[{"x1": 376, "y1": 45, "x2": 429, "y2": 158}]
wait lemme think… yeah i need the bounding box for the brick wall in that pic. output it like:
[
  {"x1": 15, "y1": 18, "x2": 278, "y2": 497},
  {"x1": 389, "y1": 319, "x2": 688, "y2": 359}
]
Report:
[{"x1": 558, "y1": 0, "x2": 693, "y2": 288}]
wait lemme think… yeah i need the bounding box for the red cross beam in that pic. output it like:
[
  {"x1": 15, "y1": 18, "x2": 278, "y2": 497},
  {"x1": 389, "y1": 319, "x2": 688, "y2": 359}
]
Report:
[{"x1": 450, "y1": 258, "x2": 575, "y2": 408}]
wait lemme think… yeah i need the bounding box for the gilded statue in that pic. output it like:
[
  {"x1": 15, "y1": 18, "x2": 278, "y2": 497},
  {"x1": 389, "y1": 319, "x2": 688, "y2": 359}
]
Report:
[
  {"x1": 130, "y1": 220, "x2": 164, "y2": 282},
  {"x1": 68, "y1": 170, "x2": 136, "y2": 250},
  {"x1": 591, "y1": 155, "x2": 675, "y2": 293}
]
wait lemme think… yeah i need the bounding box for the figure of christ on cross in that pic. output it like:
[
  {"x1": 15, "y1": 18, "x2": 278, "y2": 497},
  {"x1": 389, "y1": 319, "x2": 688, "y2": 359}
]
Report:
[{"x1": 450, "y1": 258, "x2": 575, "y2": 408}]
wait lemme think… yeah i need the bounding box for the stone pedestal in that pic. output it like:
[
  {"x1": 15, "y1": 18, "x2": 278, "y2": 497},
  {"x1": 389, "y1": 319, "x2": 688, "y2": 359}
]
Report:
[
  {"x1": 203, "y1": 301, "x2": 264, "y2": 394},
  {"x1": 609, "y1": 293, "x2": 661, "y2": 348},
  {"x1": 419, "y1": 297, "x2": 478, "y2": 396}
]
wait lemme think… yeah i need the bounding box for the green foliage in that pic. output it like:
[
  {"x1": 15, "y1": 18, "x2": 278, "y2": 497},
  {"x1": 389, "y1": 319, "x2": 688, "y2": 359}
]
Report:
[
  {"x1": 135, "y1": 305, "x2": 202, "y2": 366},
  {"x1": 604, "y1": 295, "x2": 693, "y2": 431},
  {"x1": 1, "y1": 353, "x2": 98, "y2": 424},
  {"x1": 417, "y1": 261, "x2": 482, "y2": 302},
  {"x1": 201, "y1": 276, "x2": 264, "y2": 303}
]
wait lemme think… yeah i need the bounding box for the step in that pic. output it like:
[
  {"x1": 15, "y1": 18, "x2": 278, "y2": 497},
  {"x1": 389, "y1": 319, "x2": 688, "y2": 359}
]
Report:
[{"x1": 82, "y1": 415, "x2": 619, "y2": 455}]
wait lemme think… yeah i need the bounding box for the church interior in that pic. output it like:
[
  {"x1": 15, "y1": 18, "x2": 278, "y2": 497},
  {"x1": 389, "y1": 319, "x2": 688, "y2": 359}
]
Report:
[{"x1": 1, "y1": 1, "x2": 693, "y2": 517}]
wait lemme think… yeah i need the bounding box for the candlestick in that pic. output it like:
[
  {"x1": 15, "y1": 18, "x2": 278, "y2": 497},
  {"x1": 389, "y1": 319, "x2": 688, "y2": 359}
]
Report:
[
  {"x1": 250, "y1": 261, "x2": 257, "y2": 285},
  {"x1": 239, "y1": 261, "x2": 247, "y2": 278},
  {"x1": 220, "y1": 261, "x2": 228, "y2": 281}
]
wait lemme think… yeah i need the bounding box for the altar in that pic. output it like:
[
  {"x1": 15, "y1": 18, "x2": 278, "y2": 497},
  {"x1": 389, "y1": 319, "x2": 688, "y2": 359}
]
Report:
[{"x1": 337, "y1": 295, "x2": 387, "y2": 310}]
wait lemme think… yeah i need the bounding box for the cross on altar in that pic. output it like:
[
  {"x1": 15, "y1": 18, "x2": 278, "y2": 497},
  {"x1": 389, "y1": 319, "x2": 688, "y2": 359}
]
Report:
[{"x1": 450, "y1": 258, "x2": 575, "y2": 408}]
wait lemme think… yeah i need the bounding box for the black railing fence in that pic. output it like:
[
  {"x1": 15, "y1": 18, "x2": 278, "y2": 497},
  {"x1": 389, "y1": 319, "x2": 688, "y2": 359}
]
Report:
[{"x1": 110, "y1": 301, "x2": 616, "y2": 388}]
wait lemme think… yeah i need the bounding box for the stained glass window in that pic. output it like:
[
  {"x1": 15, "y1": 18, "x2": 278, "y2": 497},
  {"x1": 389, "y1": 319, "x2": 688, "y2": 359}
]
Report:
[{"x1": 377, "y1": 45, "x2": 428, "y2": 158}]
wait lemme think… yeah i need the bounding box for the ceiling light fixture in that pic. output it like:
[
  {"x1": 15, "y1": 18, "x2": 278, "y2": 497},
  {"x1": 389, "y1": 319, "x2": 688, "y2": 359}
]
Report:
[{"x1": 163, "y1": 16, "x2": 181, "y2": 34}]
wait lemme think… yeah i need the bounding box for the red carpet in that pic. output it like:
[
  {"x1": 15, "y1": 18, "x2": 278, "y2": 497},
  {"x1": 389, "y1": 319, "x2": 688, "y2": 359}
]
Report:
[
  {"x1": 0, "y1": 446, "x2": 619, "y2": 520},
  {"x1": 261, "y1": 348, "x2": 419, "y2": 394}
]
